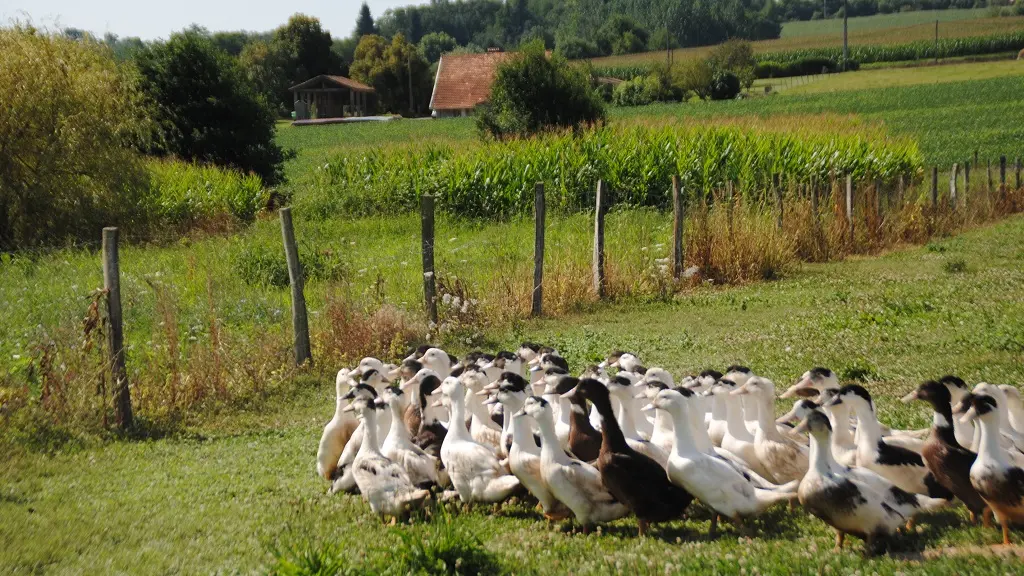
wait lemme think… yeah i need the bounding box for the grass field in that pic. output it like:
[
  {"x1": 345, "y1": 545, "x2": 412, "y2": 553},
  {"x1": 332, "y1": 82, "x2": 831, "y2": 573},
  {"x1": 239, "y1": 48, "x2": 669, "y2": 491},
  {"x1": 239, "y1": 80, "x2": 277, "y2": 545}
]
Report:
[
  {"x1": 780, "y1": 8, "x2": 998, "y2": 38},
  {"x1": 781, "y1": 58, "x2": 1024, "y2": 93},
  {"x1": 588, "y1": 15, "x2": 1024, "y2": 68},
  {"x1": 4, "y1": 215, "x2": 1024, "y2": 574}
]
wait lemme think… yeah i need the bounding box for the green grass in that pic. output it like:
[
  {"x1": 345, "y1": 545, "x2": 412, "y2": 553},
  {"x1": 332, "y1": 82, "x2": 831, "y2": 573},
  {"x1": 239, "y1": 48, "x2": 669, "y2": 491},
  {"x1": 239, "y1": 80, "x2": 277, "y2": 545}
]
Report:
[
  {"x1": 4, "y1": 215, "x2": 1024, "y2": 574},
  {"x1": 614, "y1": 73, "x2": 1024, "y2": 169},
  {"x1": 782, "y1": 58, "x2": 1024, "y2": 93},
  {"x1": 781, "y1": 8, "x2": 998, "y2": 38}
]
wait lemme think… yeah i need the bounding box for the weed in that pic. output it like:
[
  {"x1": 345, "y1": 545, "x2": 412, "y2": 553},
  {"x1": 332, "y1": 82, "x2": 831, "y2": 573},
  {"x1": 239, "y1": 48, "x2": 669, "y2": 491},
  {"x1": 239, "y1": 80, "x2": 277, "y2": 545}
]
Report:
[
  {"x1": 943, "y1": 257, "x2": 968, "y2": 273},
  {"x1": 392, "y1": 513, "x2": 504, "y2": 576}
]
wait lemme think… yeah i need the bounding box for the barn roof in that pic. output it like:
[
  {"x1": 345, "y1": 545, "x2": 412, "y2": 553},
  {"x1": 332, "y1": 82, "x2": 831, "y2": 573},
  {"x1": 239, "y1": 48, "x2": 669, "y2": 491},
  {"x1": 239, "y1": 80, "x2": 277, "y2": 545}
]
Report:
[
  {"x1": 289, "y1": 74, "x2": 374, "y2": 93},
  {"x1": 429, "y1": 52, "x2": 514, "y2": 111}
]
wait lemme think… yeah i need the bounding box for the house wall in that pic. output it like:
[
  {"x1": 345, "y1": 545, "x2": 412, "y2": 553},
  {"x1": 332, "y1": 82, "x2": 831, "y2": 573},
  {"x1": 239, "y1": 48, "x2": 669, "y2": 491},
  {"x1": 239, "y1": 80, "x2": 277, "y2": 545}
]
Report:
[{"x1": 434, "y1": 108, "x2": 472, "y2": 118}]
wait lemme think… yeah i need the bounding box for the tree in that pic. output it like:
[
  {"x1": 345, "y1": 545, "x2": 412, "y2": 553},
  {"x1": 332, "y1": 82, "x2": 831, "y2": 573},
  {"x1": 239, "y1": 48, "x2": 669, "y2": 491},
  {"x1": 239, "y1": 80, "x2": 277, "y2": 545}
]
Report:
[
  {"x1": 708, "y1": 39, "x2": 756, "y2": 89},
  {"x1": 419, "y1": 31, "x2": 457, "y2": 63},
  {"x1": 239, "y1": 40, "x2": 288, "y2": 115},
  {"x1": 272, "y1": 14, "x2": 341, "y2": 109},
  {"x1": 135, "y1": 30, "x2": 287, "y2": 184},
  {"x1": 476, "y1": 41, "x2": 605, "y2": 139},
  {"x1": 0, "y1": 25, "x2": 152, "y2": 249},
  {"x1": 355, "y1": 2, "x2": 377, "y2": 38},
  {"x1": 672, "y1": 58, "x2": 714, "y2": 101},
  {"x1": 349, "y1": 34, "x2": 432, "y2": 116}
]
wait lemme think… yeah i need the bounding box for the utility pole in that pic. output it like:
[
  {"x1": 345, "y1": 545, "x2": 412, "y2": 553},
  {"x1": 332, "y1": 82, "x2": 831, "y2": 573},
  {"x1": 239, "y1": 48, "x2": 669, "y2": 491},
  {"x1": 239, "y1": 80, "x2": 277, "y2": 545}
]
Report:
[
  {"x1": 934, "y1": 19, "x2": 939, "y2": 63},
  {"x1": 823, "y1": 0, "x2": 827, "y2": 19},
  {"x1": 842, "y1": 0, "x2": 849, "y2": 70},
  {"x1": 407, "y1": 52, "x2": 414, "y2": 115}
]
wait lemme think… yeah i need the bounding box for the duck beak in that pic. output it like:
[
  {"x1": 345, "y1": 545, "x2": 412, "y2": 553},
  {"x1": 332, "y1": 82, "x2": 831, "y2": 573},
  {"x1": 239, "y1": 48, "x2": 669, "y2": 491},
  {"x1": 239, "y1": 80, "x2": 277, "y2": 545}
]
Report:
[
  {"x1": 597, "y1": 361, "x2": 608, "y2": 369},
  {"x1": 529, "y1": 365, "x2": 542, "y2": 373},
  {"x1": 640, "y1": 402, "x2": 655, "y2": 412},
  {"x1": 780, "y1": 380, "x2": 810, "y2": 399},
  {"x1": 342, "y1": 404, "x2": 355, "y2": 413},
  {"x1": 900, "y1": 390, "x2": 920, "y2": 404},
  {"x1": 428, "y1": 387, "x2": 442, "y2": 396},
  {"x1": 430, "y1": 400, "x2": 444, "y2": 408},
  {"x1": 482, "y1": 396, "x2": 498, "y2": 406},
  {"x1": 560, "y1": 385, "x2": 579, "y2": 399},
  {"x1": 479, "y1": 360, "x2": 495, "y2": 372},
  {"x1": 730, "y1": 385, "x2": 750, "y2": 396},
  {"x1": 959, "y1": 406, "x2": 978, "y2": 424},
  {"x1": 633, "y1": 392, "x2": 648, "y2": 400},
  {"x1": 792, "y1": 419, "x2": 810, "y2": 435},
  {"x1": 776, "y1": 409, "x2": 799, "y2": 425}
]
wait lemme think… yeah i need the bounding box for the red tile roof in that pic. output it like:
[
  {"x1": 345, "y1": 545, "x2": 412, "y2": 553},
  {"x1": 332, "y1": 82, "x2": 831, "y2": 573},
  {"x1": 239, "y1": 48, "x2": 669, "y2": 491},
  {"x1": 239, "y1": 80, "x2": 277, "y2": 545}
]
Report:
[
  {"x1": 289, "y1": 74, "x2": 374, "y2": 93},
  {"x1": 429, "y1": 52, "x2": 514, "y2": 111}
]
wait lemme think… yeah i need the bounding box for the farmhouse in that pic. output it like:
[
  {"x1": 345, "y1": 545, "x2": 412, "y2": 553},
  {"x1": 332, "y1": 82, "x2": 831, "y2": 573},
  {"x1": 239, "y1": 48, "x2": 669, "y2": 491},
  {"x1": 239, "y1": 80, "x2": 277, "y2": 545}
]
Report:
[
  {"x1": 429, "y1": 51, "x2": 513, "y2": 118},
  {"x1": 290, "y1": 75, "x2": 375, "y2": 120}
]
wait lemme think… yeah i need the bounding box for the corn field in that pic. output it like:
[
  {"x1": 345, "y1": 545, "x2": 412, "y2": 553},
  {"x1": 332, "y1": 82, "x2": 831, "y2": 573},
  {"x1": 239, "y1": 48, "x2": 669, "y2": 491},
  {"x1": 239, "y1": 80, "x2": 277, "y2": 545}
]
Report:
[{"x1": 304, "y1": 125, "x2": 922, "y2": 219}]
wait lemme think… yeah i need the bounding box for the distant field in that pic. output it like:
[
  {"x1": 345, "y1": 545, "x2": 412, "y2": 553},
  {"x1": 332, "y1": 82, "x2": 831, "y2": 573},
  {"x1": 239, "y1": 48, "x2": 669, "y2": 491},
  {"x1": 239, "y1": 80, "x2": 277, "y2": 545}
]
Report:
[
  {"x1": 588, "y1": 15, "x2": 1024, "y2": 68},
  {"x1": 780, "y1": 8, "x2": 996, "y2": 38},
  {"x1": 783, "y1": 58, "x2": 1024, "y2": 94}
]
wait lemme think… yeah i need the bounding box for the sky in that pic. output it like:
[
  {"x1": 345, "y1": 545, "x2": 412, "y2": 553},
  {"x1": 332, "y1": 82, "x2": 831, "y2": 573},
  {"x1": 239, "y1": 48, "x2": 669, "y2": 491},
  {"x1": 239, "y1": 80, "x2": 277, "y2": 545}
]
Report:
[{"x1": 0, "y1": 0, "x2": 416, "y2": 40}]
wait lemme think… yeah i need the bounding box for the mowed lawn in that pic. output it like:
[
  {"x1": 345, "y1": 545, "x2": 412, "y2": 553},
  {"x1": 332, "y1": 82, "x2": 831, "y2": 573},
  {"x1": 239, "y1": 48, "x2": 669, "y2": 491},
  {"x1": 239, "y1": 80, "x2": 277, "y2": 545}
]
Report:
[{"x1": 4, "y1": 216, "x2": 1024, "y2": 575}]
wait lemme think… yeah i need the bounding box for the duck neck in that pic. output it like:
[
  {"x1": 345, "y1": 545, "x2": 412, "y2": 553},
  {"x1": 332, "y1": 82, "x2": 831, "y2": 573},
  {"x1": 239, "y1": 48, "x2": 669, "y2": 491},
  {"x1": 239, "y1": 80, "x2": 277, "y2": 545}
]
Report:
[
  {"x1": 668, "y1": 406, "x2": 699, "y2": 456},
  {"x1": 686, "y1": 403, "x2": 712, "y2": 453},
  {"x1": 851, "y1": 401, "x2": 883, "y2": 449},
  {"x1": 929, "y1": 401, "x2": 960, "y2": 446},
  {"x1": 753, "y1": 393, "x2": 784, "y2": 441},
  {"x1": 535, "y1": 412, "x2": 568, "y2": 464},
  {"x1": 568, "y1": 395, "x2": 599, "y2": 437},
  {"x1": 724, "y1": 395, "x2": 754, "y2": 440},
  {"x1": 615, "y1": 394, "x2": 642, "y2": 441},
  {"x1": 976, "y1": 415, "x2": 1009, "y2": 467},
  {"x1": 510, "y1": 415, "x2": 534, "y2": 450},
  {"x1": 447, "y1": 393, "x2": 472, "y2": 441},
  {"x1": 825, "y1": 403, "x2": 854, "y2": 448},
  {"x1": 554, "y1": 395, "x2": 572, "y2": 428},
  {"x1": 710, "y1": 395, "x2": 727, "y2": 422},
  {"x1": 500, "y1": 395, "x2": 525, "y2": 437},
  {"x1": 387, "y1": 402, "x2": 409, "y2": 441},
  {"x1": 808, "y1": 431, "x2": 836, "y2": 476},
  {"x1": 466, "y1": 391, "x2": 493, "y2": 427},
  {"x1": 592, "y1": 395, "x2": 631, "y2": 453},
  {"x1": 358, "y1": 411, "x2": 382, "y2": 456}
]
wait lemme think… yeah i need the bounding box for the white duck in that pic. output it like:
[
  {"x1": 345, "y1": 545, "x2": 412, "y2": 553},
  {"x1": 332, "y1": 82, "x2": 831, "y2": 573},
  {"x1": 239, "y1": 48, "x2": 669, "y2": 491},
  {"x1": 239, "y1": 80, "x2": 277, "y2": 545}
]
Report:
[
  {"x1": 778, "y1": 393, "x2": 856, "y2": 467},
  {"x1": 508, "y1": 408, "x2": 570, "y2": 521},
  {"x1": 329, "y1": 383, "x2": 380, "y2": 495},
  {"x1": 825, "y1": 385, "x2": 953, "y2": 500},
  {"x1": 601, "y1": 351, "x2": 645, "y2": 373},
  {"x1": 1000, "y1": 384, "x2": 1024, "y2": 436},
  {"x1": 960, "y1": 393, "x2": 1024, "y2": 546},
  {"x1": 938, "y1": 375, "x2": 975, "y2": 448},
  {"x1": 459, "y1": 367, "x2": 503, "y2": 454},
  {"x1": 796, "y1": 410, "x2": 916, "y2": 555},
  {"x1": 434, "y1": 376, "x2": 520, "y2": 503},
  {"x1": 522, "y1": 396, "x2": 628, "y2": 533},
  {"x1": 483, "y1": 372, "x2": 532, "y2": 457},
  {"x1": 606, "y1": 374, "x2": 665, "y2": 465},
  {"x1": 972, "y1": 382, "x2": 1024, "y2": 453},
  {"x1": 706, "y1": 379, "x2": 773, "y2": 480},
  {"x1": 420, "y1": 347, "x2": 454, "y2": 379},
  {"x1": 650, "y1": 389, "x2": 796, "y2": 537},
  {"x1": 732, "y1": 377, "x2": 809, "y2": 484},
  {"x1": 780, "y1": 367, "x2": 839, "y2": 400},
  {"x1": 346, "y1": 396, "x2": 431, "y2": 521},
  {"x1": 379, "y1": 386, "x2": 446, "y2": 488},
  {"x1": 316, "y1": 368, "x2": 359, "y2": 480},
  {"x1": 724, "y1": 365, "x2": 760, "y2": 436}
]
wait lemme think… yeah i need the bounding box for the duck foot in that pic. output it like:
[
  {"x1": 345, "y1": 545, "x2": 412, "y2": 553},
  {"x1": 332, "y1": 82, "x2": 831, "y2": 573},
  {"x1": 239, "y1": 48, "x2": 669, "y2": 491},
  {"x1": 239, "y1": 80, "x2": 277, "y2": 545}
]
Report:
[
  {"x1": 1001, "y1": 518, "x2": 1012, "y2": 546},
  {"x1": 638, "y1": 519, "x2": 649, "y2": 537},
  {"x1": 834, "y1": 531, "x2": 845, "y2": 552},
  {"x1": 983, "y1": 507, "x2": 994, "y2": 529},
  {"x1": 709, "y1": 514, "x2": 719, "y2": 539},
  {"x1": 905, "y1": 518, "x2": 915, "y2": 532}
]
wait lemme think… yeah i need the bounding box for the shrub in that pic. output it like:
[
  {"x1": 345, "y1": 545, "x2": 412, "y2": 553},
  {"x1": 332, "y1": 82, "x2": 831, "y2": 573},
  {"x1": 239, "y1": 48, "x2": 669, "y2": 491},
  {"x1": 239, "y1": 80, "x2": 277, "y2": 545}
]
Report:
[
  {"x1": 476, "y1": 41, "x2": 605, "y2": 139},
  {"x1": 393, "y1": 515, "x2": 503, "y2": 576},
  {"x1": 135, "y1": 29, "x2": 288, "y2": 185},
  {"x1": 0, "y1": 25, "x2": 152, "y2": 250},
  {"x1": 611, "y1": 77, "x2": 654, "y2": 106},
  {"x1": 709, "y1": 70, "x2": 741, "y2": 100},
  {"x1": 708, "y1": 39, "x2": 756, "y2": 89},
  {"x1": 671, "y1": 58, "x2": 714, "y2": 100},
  {"x1": 555, "y1": 36, "x2": 601, "y2": 59},
  {"x1": 232, "y1": 242, "x2": 347, "y2": 288},
  {"x1": 147, "y1": 160, "x2": 269, "y2": 227}
]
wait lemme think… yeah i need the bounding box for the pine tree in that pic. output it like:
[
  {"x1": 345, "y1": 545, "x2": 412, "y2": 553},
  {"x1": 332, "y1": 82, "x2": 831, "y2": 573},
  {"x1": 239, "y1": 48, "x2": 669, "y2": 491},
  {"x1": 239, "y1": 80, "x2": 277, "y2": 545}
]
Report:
[{"x1": 355, "y1": 3, "x2": 376, "y2": 38}]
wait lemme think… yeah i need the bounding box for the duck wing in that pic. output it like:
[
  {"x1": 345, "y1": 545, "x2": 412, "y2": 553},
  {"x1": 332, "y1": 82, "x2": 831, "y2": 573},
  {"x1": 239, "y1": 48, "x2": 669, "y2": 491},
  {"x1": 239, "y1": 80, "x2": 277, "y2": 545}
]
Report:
[{"x1": 603, "y1": 451, "x2": 692, "y2": 520}]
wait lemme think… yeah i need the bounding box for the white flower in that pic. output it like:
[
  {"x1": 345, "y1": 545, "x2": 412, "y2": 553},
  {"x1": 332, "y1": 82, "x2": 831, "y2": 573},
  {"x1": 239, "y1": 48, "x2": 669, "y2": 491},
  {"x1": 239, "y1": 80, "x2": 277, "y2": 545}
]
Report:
[{"x1": 442, "y1": 293, "x2": 452, "y2": 305}]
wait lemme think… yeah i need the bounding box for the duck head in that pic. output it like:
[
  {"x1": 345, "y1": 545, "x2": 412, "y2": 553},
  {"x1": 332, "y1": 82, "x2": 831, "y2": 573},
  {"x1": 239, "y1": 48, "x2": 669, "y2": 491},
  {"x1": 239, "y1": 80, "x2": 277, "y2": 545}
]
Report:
[
  {"x1": 901, "y1": 380, "x2": 951, "y2": 409},
  {"x1": 635, "y1": 380, "x2": 669, "y2": 401},
  {"x1": 723, "y1": 365, "x2": 754, "y2": 387},
  {"x1": 516, "y1": 342, "x2": 542, "y2": 364},
  {"x1": 640, "y1": 367, "x2": 674, "y2": 388},
  {"x1": 542, "y1": 371, "x2": 579, "y2": 397},
  {"x1": 420, "y1": 347, "x2": 453, "y2": 376},
  {"x1": 646, "y1": 388, "x2": 686, "y2": 416},
  {"x1": 380, "y1": 385, "x2": 406, "y2": 409},
  {"x1": 358, "y1": 368, "x2": 391, "y2": 391},
  {"x1": 777, "y1": 398, "x2": 820, "y2": 426},
  {"x1": 342, "y1": 395, "x2": 385, "y2": 417},
  {"x1": 959, "y1": 393, "x2": 999, "y2": 425},
  {"x1": 731, "y1": 376, "x2": 776, "y2": 398},
  {"x1": 781, "y1": 367, "x2": 837, "y2": 399},
  {"x1": 341, "y1": 382, "x2": 378, "y2": 403},
  {"x1": 403, "y1": 344, "x2": 432, "y2": 362},
  {"x1": 579, "y1": 364, "x2": 609, "y2": 383},
  {"x1": 792, "y1": 409, "x2": 832, "y2": 437},
  {"x1": 522, "y1": 395, "x2": 552, "y2": 420},
  {"x1": 335, "y1": 368, "x2": 357, "y2": 399},
  {"x1": 823, "y1": 384, "x2": 874, "y2": 412},
  {"x1": 938, "y1": 375, "x2": 968, "y2": 403},
  {"x1": 485, "y1": 372, "x2": 530, "y2": 406}
]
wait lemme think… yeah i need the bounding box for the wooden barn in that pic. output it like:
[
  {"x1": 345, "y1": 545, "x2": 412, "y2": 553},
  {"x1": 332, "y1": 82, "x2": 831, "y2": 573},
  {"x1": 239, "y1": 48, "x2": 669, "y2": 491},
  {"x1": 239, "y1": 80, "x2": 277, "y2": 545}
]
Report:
[{"x1": 290, "y1": 75, "x2": 375, "y2": 120}]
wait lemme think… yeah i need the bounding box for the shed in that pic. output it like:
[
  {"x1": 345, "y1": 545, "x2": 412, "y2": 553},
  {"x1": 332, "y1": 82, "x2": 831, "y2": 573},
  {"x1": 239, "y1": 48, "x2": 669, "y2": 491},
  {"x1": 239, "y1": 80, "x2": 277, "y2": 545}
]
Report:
[
  {"x1": 290, "y1": 75, "x2": 375, "y2": 120},
  {"x1": 429, "y1": 51, "x2": 513, "y2": 118}
]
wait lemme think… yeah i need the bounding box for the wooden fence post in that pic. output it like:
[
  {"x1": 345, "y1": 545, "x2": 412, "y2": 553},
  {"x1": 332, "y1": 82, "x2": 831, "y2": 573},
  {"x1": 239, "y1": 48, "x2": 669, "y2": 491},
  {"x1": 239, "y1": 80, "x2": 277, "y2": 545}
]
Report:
[
  {"x1": 593, "y1": 180, "x2": 607, "y2": 298},
  {"x1": 532, "y1": 182, "x2": 545, "y2": 317},
  {"x1": 949, "y1": 163, "x2": 958, "y2": 209},
  {"x1": 672, "y1": 175, "x2": 684, "y2": 280},
  {"x1": 420, "y1": 194, "x2": 438, "y2": 325},
  {"x1": 931, "y1": 166, "x2": 938, "y2": 210},
  {"x1": 987, "y1": 160, "x2": 993, "y2": 195},
  {"x1": 964, "y1": 161, "x2": 971, "y2": 196},
  {"x1": 810, "y1": 180, "x2": 820, "y2": 246},
  {"x1": 1000, "y1": 156, "x2": 1007, "y2": 201},
  {"x1": 1016, "y1": 158, "x2": 1021, "y2": 190},
  {"x1": 897, "y1": 174, "x2": 905, "y2": 208},
  {"x1": 774, "y1": 173, "x2": 784, "y2": 231},
  {"x1": 845, "y1": 174, "x2": 854, "y2": 243},
  {"x1": 726, "y1": 181, "x2": 735, "y2": 241},
  {"x1": 874, "y1": 177, "x2": 883, "y2": 225},
  {"x1": 102, "y1": 227, "x2": 132, "y2": 429},
  {"x1": 974, "y1": 150, "x2": 979, "y2": 169},
  {"x1": 279, "y1": 208, "x2": 311, "y2": 367}
]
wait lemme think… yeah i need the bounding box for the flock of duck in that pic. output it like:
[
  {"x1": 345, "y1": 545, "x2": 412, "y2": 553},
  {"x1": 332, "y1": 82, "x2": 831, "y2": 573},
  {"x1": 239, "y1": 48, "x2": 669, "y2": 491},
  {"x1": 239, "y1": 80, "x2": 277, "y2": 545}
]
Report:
[{"x1": 316, "y1": 344, "x2": 1024, "y2": 555}]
